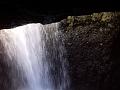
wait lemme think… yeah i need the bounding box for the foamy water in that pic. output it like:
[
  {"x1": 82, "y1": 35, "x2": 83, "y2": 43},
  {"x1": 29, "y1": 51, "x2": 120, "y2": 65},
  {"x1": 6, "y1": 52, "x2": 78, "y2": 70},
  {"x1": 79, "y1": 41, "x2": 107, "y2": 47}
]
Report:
[{"x1": 0, "y1": 23, "x2": 69, "y2": 90}]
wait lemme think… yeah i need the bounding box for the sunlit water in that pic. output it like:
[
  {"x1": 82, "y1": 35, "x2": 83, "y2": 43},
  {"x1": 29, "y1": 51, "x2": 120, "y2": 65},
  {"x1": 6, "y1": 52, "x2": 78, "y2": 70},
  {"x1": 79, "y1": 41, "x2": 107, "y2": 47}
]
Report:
[{"x1": 0, "y1": 23, "x2": 69, "y2": 90}]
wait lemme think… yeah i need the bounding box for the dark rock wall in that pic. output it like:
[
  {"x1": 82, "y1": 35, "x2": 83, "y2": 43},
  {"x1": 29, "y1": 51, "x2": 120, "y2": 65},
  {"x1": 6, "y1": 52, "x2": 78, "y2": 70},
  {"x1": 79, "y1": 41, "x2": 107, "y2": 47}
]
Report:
[{"x1": 60, "y1": 12, "x2": 120, "y2": 90}]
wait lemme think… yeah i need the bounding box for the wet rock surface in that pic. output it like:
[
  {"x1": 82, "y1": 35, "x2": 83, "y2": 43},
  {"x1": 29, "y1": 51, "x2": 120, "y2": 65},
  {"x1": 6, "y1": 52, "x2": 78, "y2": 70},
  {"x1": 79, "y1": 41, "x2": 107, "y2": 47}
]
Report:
[{"x1": 60, "y1": 12, "x2": 120, "y2": 90}]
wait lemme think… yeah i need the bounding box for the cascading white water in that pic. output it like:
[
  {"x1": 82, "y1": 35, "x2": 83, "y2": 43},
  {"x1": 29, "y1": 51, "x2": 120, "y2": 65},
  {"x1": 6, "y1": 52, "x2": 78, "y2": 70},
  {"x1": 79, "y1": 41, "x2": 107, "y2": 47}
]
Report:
[{"x1": 0, "y1": 23, "x2": 69, "y2": 90}]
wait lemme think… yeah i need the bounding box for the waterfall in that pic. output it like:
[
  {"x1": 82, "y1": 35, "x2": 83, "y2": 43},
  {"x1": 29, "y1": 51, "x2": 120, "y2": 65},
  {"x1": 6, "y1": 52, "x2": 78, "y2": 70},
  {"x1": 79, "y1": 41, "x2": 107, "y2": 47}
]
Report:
[{"x1": 0, "y1": 23, "x2": 70, "y2": 90}]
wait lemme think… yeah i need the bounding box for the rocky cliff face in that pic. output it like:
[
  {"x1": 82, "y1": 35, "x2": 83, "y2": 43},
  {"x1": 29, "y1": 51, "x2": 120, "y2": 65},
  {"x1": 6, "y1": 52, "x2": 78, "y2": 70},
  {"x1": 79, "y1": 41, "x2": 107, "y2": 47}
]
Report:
[{"x1": 60, "y1": 12, "x2": 120, "y2": 90}]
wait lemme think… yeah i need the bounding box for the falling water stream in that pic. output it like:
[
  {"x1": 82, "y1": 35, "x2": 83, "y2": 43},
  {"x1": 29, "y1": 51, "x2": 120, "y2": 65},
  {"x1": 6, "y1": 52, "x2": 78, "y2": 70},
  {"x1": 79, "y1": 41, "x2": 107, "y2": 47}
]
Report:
[{"x1": 0, "y1": 23, "x2": 69, "y2": 90}]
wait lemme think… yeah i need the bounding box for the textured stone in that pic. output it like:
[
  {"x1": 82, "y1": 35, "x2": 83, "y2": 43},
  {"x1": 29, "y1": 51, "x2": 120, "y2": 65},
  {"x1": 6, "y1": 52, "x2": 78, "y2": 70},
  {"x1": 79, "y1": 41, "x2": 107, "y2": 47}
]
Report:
[{"x1": 60, "y1": 11, "x2": 120, "y2": 90}]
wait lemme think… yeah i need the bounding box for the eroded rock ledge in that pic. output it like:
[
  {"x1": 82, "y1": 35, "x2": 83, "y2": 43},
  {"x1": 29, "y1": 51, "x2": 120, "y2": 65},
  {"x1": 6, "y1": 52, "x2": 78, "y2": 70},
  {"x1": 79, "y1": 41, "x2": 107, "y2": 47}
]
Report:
[{"x1": 60, "y1": 12, "x2": 120, "y2": 90}]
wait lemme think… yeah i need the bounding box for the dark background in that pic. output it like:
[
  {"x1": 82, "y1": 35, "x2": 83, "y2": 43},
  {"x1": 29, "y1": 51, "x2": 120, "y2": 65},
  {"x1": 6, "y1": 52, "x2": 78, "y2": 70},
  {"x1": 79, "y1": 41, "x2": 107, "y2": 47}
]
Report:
[{"x1": 0, "y1": 0, "x2": 119, "y2": 28}]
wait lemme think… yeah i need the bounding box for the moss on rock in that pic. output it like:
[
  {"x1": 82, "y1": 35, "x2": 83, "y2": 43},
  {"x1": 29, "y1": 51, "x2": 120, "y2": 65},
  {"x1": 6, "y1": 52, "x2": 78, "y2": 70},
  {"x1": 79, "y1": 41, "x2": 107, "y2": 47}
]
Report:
[{"x1": 65, "y1": 12, "x2": 119, "y2": 31}]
